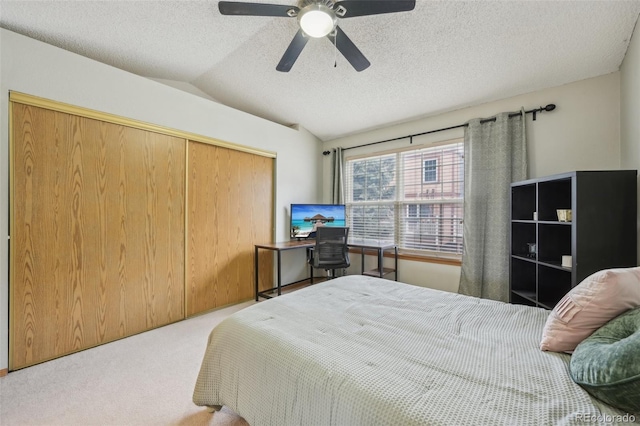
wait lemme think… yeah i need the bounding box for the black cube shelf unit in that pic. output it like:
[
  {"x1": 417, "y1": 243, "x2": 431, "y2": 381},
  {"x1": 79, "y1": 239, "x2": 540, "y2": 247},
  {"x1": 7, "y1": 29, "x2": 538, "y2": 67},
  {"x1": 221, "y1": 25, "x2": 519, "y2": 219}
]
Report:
[{"x1": 510, "y1": 170, "x2": 637, "y2": 309}]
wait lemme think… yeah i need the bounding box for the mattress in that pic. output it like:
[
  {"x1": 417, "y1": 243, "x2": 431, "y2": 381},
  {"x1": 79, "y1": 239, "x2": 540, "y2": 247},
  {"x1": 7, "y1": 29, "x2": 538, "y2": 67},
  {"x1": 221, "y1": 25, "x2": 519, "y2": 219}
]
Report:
[{"x1": 193, "y1": 275, "x2": 627, "y2": 425}]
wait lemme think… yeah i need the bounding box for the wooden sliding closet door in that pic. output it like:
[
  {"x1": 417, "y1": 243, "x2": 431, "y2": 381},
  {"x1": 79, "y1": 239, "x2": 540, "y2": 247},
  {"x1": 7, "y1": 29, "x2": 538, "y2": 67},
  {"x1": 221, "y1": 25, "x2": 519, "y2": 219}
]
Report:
[
  {"x1": 187, "y1": 141, "x2": 273, "y2": 316},
  {"x1": 11, "y1": 103, "x2": 185, "y2": 369}
]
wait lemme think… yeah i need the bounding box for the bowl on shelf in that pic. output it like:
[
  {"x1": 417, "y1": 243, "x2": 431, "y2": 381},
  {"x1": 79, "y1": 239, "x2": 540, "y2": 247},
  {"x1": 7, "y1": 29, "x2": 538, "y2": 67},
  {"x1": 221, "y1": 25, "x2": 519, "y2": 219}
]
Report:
[{"x1": 556, "y1": 209, "x2": 572, "y2": 222}]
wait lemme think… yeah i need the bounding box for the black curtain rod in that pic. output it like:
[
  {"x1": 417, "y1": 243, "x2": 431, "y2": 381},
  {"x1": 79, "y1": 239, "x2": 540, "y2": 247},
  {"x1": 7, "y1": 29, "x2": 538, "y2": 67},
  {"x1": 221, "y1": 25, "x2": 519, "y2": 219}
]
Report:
[{"x1": 322, "y1": 104, "x2": 556, "y2": 155}]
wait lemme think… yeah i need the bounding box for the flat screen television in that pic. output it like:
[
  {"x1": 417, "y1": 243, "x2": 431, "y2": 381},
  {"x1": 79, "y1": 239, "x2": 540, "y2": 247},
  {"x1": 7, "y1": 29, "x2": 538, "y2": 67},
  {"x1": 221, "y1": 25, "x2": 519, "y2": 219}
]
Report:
[{"x1": 290, "y1": 203, "x2": 346, "y2": 239}]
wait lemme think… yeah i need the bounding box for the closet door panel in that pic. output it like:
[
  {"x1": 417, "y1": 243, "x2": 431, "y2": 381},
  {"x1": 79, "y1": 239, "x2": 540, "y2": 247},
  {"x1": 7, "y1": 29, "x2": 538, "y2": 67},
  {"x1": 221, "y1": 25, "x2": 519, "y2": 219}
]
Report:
[
  {"x1": 187, "y1": 142, "x2": 273, "y2": 316},
  {"x1": 11, "y1": 104, "x2": 185, "y2": 369},
  {"x1": 108, "y1": 125, "x2": 186, "y2": 336},
  {"x1": 12, "y1": 105, "x2": 72, "y2": 365}
]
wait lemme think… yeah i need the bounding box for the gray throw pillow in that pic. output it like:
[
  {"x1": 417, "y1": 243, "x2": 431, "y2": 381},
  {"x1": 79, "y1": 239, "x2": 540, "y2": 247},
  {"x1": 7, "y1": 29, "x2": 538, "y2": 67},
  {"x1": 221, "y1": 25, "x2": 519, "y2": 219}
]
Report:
[{"x1": 569, "y1": 307, "x2": 640, "y2": 414}]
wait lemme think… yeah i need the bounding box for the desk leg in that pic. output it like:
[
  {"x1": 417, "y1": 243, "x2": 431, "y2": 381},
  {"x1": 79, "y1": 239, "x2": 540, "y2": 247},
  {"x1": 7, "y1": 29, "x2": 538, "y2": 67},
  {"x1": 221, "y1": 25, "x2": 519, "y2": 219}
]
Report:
[
  {"x1": 378, "y1": 248, "x2": 383, "y2": 278},
  {"x1": 309, "y1": 248, "x2": 314, "y2": 284},
  {"x1": 277, "y1": 250, "x2": 282, "y2": 296},
  {"x1": 360, "y1": 248, "x2": 365, "y2": 275},
  {"x1": 395, "y1": 246, "x2": 398, "y2": 281},
  {"x1": 254, "y1": 246, "x2": 259, "y2": 301}
]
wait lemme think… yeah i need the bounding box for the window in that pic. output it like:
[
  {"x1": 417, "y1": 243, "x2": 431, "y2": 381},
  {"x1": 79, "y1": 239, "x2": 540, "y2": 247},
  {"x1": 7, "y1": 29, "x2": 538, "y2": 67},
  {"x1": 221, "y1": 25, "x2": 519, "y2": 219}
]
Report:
[
  {"x1": 423, "y1": 159, "x2": 437, "y2": 183},
  {"x1": 345, "y1": 139, "x2": 464, "y2": 255}
]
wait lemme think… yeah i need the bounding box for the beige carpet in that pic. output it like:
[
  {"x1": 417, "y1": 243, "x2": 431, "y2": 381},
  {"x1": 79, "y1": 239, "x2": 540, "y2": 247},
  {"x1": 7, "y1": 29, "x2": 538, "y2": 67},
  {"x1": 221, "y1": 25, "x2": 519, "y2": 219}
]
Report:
[{"x1": 0, "y1": 301, "x2": 254, "y2": 426}]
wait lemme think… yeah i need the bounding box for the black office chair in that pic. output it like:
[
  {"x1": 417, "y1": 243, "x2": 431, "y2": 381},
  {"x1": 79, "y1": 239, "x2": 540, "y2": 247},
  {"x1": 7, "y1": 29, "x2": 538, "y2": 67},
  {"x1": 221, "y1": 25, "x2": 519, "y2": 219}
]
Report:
[{"x1": 308, "y1": 226, "x2": 350, "y2": 281}]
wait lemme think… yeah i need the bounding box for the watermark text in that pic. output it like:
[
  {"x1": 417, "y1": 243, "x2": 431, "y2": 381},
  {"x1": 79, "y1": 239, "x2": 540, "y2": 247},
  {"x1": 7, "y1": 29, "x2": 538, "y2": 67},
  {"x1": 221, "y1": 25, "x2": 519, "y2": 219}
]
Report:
[{"x1": 575, "y1": 413, "x2": 636, "y2": 423}]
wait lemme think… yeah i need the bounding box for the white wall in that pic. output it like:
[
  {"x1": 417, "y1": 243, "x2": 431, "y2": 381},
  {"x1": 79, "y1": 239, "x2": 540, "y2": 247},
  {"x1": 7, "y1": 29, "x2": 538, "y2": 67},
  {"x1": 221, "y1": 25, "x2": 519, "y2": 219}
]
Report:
[
  {"x1": 0, "y1": 29, "x2": 322, "y2": 370},
  {"x1": 323, "y1": 72, "x2": 624, "y2": 293},
  {"x1": 151, "y1": 78, "x2": 220, "y2": 102},
  {"x1": 621, "y1": 19, "x2": 640, "y2": 263}
]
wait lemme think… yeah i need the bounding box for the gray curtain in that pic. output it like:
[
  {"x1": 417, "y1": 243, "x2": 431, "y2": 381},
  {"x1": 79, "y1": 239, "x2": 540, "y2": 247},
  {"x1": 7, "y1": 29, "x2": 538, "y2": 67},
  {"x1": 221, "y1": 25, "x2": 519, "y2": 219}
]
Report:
[
  {"x1": 331, "y1": 147, "x2": 344, "y2": 204},
  {"x1": 459, "y1": 111, "x2": 527, "y2": 302}
]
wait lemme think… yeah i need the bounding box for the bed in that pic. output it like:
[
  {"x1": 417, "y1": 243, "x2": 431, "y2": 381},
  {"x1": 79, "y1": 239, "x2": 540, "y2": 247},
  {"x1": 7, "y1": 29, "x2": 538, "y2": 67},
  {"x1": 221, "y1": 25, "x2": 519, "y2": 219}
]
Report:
[{"x1": 193, "y1": 275, "x2": 630, "y2": 425}]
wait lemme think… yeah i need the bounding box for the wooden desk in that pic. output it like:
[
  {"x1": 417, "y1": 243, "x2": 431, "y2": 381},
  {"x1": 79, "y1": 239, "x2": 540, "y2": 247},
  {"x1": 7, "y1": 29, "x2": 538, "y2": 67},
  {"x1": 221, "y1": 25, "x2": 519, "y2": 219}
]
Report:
[{"x1": 255, "y1": 239, "x2": 398, "y2": 301}]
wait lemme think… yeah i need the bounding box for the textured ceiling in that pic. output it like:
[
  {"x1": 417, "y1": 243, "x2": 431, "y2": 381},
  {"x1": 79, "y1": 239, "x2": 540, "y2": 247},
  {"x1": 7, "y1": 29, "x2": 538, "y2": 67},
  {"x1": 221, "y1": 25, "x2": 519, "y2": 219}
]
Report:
[{"x1": 1, "y1": 0, "x2": 639, "y2": 141}]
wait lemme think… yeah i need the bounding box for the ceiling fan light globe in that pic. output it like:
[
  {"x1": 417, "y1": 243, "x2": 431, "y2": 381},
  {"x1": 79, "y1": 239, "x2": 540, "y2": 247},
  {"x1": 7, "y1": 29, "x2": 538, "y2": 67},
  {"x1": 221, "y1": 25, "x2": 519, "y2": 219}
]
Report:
[{"x1": 299, "y1": 6, "x2": 335, "y2": 38}]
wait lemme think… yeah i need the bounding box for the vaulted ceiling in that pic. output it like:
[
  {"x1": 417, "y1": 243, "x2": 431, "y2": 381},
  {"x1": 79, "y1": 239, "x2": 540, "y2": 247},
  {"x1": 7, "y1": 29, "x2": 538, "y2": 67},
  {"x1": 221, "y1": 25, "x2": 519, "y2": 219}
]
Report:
[{"x1": 1, "y1": 0, "x2": 639, "y2": 141}]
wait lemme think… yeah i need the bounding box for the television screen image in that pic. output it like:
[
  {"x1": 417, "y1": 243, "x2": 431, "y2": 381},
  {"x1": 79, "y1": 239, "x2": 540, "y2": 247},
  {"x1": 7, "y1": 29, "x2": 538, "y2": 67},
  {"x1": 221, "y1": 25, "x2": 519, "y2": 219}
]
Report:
[{"x1": 290, "y1": 204, "x2": 346, "y2": 239}]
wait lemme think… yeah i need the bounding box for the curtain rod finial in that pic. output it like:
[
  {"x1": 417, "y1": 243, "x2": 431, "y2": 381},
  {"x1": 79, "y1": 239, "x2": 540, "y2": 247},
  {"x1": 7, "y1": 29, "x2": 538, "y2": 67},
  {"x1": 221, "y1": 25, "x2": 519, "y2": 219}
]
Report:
[
  {"x1": 323, "y1": 150, "x2": 332, "y2": 156},
  {"x1": 544, "y1": 104, "x2": 556, "y2": 112}
]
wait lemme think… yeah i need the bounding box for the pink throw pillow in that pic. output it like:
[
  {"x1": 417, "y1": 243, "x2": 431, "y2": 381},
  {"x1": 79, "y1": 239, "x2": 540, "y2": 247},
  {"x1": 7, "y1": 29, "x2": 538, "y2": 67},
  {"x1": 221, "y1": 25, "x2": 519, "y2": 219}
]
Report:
[{"x1": 540, "y1": 267, "x2": 640, "y2": 353}]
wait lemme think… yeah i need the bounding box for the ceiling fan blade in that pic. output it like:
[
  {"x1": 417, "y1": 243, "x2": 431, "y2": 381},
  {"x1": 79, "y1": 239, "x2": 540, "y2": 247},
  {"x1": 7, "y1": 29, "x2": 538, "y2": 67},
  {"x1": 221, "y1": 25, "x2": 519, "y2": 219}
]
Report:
[
  {"x1": 276, "y1": 29, "x2": 309, "y2": 72},
  {"x1": 334, "y1": 0, "x2": 415, "y2": 18},
  {"x1": 218, "y1": 1, "x2": 299, "y2": 17},
  {"x1": 327, "y1": 26, "x2": 370, "y2": 72}
]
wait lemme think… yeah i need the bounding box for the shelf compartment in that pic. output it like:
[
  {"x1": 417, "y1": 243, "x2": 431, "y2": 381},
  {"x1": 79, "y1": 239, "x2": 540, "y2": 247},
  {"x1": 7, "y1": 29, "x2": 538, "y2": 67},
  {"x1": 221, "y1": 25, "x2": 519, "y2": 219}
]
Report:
[
  {"x1": 538, "y1": 178, "x2": 572, "y2": 221},
  {"x1": 511, "y1": 222, "x2": 537, "y2": 259},
  {"x1": 510, "y1": 257, "x2": 536, "y2": 297},
  {"x1": 511, "y1": 183, "x2": 536, "y2": 221},
  {"x1": 538, "y1": 223, "x2": 572, "y2": 265}
]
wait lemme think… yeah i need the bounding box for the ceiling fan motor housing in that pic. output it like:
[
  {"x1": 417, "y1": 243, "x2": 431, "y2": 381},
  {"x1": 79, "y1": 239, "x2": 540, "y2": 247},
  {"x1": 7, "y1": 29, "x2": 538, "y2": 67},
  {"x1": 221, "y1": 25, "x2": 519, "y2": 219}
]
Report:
[{"x1": 298, "y1": 3, "x2": 337, "y2": 38}]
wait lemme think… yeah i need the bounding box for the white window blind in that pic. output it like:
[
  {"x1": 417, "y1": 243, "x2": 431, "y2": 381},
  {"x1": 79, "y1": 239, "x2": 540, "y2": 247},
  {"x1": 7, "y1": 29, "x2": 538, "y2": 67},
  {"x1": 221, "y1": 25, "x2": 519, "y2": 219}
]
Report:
[
  {"x1": 345, "y1": 139, "x2": 464, "y2": 255},
  {"x1": 344, "y1": 153, "x2": 396, "y2": 240}
]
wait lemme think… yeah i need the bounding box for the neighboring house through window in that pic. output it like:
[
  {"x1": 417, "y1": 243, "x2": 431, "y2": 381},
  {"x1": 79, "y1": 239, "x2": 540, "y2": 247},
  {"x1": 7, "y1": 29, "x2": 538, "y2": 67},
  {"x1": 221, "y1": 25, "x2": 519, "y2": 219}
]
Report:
[{"x1": 345, "y1": 138, "x2": 464, "y2": 256}]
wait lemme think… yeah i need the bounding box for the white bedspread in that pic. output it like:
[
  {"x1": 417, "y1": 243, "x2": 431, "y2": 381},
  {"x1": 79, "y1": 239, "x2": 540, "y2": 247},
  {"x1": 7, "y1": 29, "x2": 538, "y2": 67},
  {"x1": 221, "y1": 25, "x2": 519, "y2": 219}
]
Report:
[{"x1": 193, "y1": 275, "x2": 627, "y2": 425}]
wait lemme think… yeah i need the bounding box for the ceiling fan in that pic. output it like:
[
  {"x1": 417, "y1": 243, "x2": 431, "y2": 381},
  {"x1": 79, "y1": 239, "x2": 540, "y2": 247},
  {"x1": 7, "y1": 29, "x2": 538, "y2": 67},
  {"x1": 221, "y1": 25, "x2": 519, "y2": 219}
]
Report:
[{"x1": 218, "y1": 0, "x2": 416, "y2": 72}]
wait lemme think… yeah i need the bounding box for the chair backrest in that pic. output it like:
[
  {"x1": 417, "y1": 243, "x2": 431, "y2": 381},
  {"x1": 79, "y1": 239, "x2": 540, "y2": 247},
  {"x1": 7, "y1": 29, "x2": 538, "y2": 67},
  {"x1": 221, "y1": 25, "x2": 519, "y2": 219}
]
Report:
[{"x1": 312, "y1": 226, "x2": 350, "y2": 269}]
